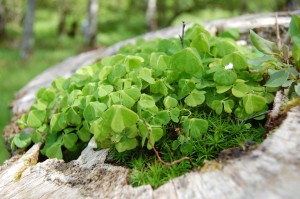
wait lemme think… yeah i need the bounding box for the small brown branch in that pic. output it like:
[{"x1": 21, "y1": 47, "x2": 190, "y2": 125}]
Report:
[{"x1": 142, "y1": 119, "x2": 194, "y2": 168}]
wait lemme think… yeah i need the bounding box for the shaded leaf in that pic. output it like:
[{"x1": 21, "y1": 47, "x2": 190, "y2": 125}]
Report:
[{"x1": 250, "y1": 30, "x2": 279, "y2": 55}]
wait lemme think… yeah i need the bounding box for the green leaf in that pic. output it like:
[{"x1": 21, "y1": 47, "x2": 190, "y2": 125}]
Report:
[
  {"x1": 138, "y1": 68, "x2": 155, "y2": 84},
  {"x1": 99, "y1": 66, "x2": 113, "y2": 81},
  {"x1": 172, "y1": 140, "x2": 180, "y2": 150},
  {"x1": 183, "y1": 118, "x2": 208, "y2": 138},
  {"x1": 211, "y1": 100, "x2": 223, "y2": 114},
  {"x1": 153, "y1": 111, "x2": 170, "y2": 125},
  {"x1": 139, "y1": 94, "x2": 156, "y2": 109},
  {"x1": 125, "y1": 55, "x2": 144, "y2": 72},
  {"x1": 171, "y1": 48, "x2": 204, "y2": 75},
  {"x1": 180, "y1": 143, "x2": 193, "y2": 154},
  {"x1": 138, "y1": 120, "x2": 148, "y2": 147},
  {"x1": 50, "y1": 113, "x2": 68, "y2": 133},
  {"x1": 190, "y1": 33, "x2": 210, "y2": 53},
  {"x1": 46, "y1": 143, "x2": 63, "y2": 159},
  {"x1": 115, "y1": 138, "x2": 138, "y2": 152},
  {"x1": 110, "y1": 87, "x2": 141, "y2": 108},
  {"x1": 63, "y1": 133, "x2": 78, "y2": 150},
  {"x1": 250, "y1": 30, "x2": 279, "y2": 55},
  {"x1": 31, "y1": 131, "x2": 42, "y2": 143},
  {"x1": 290, "y1": 15, "x2": 300, "y2": 40},
  {"x1": 150, "y1": 80, "x2": 168, "y2": 96},
  {"x1": 77, "y1": 126, "x2": 92, "y2": 142},
  {"x1": 222, "y1": 52, "x2": 248, "y2": 70},
  {"x1": 170, "y1": 107, "x2": 180, "y2": 123},
  {"x1": 265, "y1": 69, "x2": 289, "y2": 87},
  {"x1": 91, "y1": 119, "x2": 111, "y2": 142},
  {"x1": 211, "y1": 39, "x2": 237, "y2": 57},
  {"x1": 292, "y1": 39, "x2": 300, "y2": 64},
  {"x1": 97, "y1": 85, "x2": 114, "y2": 98},
  {"x1": 83, "y1": 102, "x2": 107, "y2": 121},
  {"x1": 232, "y1": 83, "x2": 250, "y2": 97},
  {"x1": 13, "y1": 133, "x2": 32, "y2": 149},
  {"x1": 243, "y1": 94, "x2": 266, "y2": 114},
  {"x1": 147, "y1": 127, "x2": 164, "y2": 149},
  {"x1": 66, "y1": 107, "x2": 81, "y2": 126},
  {"x1": 150, "y1": 53, "x2": 170, "y2": 72},
  {"x1": 219, "y1": 28, "x2": 240, "y2": 40},
  {"x1": 27, "y1": 110, "x2": 46, "y2": 128},
  {"x1": 223, "y1": 100, "x2": 234, "y2": 113},
  {"x1": 295, "y1": 83, "x2": 300, "y2": 96},
  {"x1": 102, "y1": 105, "x2": 139, "y2": 133},
  {"x1": 184, "y1": 90, "x2": 206, "y2": 107},
  {"x1": 214, "y1": 69, "x2": 237, "y2": 86},
  {"x1": 178, "y1": 79, "x2": 195, "y2": 99},
  {"x1": 163, "y1": 96, "x2": 178, "y2": 109},
  {"x1": 216, "y1": 85, "x2": 232, "y2": 93}
]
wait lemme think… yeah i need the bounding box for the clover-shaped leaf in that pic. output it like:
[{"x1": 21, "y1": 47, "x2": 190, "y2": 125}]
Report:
[{"x1": 102, "y1": 105, "x2": 139, "y2": 133}]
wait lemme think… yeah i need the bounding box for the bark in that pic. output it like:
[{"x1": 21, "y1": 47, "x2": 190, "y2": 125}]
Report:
[
  {"x1": 146, "y1": 0, "x2": 157, "y2": 31},
  {"x1": 20, "y1": 0, "x2": 35, "y2": 61},
  {"x1": 0, "y1": 0, "x2": 4, "y2": 38},
  {"x1": 84, "y1": 0, "x2": 99, "y2": 47}
]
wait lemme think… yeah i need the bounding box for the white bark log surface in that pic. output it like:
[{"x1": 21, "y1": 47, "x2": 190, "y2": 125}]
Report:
[{"x1": 2, "y1": 11, "x2": 300, "y2": 199}]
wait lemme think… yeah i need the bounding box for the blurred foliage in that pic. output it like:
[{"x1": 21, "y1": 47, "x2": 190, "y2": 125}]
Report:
[{"x1": 0, "y1": 0, "x2": 293, "y2": 164}]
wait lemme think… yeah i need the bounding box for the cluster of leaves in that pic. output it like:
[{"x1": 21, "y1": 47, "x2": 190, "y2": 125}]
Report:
[
  {"x1": 249, "y1": 15, "x2": 300, "y2": 97},
  {"x1": 10, "y1": 15, "x2": 300, "y2": 169}
]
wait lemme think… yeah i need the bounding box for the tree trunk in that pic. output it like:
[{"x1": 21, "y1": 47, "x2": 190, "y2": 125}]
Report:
[
  {"x1": 57, "y1": 0, "x2": 69, "y2": 36},
  {"x1": 20, "y1": 0, "x2": 35, "y2": 61},
  {"x1": 0, "y1": 0, "x2": 4, "y2": 38},
  {"x1": 84, "y1": 0, "x2": 99, "y2": 47},
  {"x1": 286, "y1": 0, "x2": 299, "y2": 10},
  {"x1": 146, "y1": 0, "x2": 157, "y2": 31}
]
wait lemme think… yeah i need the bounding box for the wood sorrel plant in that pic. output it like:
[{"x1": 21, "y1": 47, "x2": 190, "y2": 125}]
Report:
[{"x1": 11, "y1": 15, "x2": 300, "y2": 166}]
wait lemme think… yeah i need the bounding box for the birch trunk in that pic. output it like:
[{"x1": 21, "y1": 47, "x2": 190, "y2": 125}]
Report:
[
  {"x1": 84, "y1": 0, "x2": 99, "y2": 46},
  {"x1": 20, "y1": 0, "x2": 35, "y2": 61},
  {"x1": 146, "y1": 0, "x2": 157, "y2": 31}
]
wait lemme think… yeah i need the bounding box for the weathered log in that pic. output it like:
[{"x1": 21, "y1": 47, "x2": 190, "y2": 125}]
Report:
[{"x1": 1, "y1": 11, "x2": 300, "y2": 199}]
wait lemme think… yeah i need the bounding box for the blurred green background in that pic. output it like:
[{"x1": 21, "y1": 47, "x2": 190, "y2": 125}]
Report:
[{"x1": 0, "y1": 0, "x2": 296, "y2": 164}]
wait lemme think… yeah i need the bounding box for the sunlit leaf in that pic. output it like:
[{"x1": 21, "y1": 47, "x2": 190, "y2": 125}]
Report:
[
  {"x1": 213, "y1": 69, "x2": 237, "y2": 86},
  {"x1": 171, "y1": 48, "x2": 204, "y2": 75},
  {"x1": 102, "y1": 105, "x2": 139, "y2": 133},
  {"x1": 243, "y1": 94, "x2": 266, "y2": 114},
  {"x1": 27, "y1": 110, "x2": 46, "y2": 128},
  {"x1": 13, "y1": 133, "x2": 31, "y2": 149},
  {"x1": 183, "y1": 118, "x2": 208, "y2": 138},
  {"x1": 163, "y1": 96, "x2": 178, "y2": 109},
  {"x1": 184, "y1": 90, "x2": 206, "y2": 107},
  {"x1": 115, "y1": 138, "x2": 138, "y2": 152}
]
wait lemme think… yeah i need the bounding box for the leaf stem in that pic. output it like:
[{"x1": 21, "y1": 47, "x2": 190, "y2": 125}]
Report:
[
  {"x1": 237, "y1": 110, "x2": 271, "y2": 124},
  {"x1": 142, "y1": 119, "x2": 194, "y2": 168},
  {"x1": 179, "y1": 21, "x2": 186, "y2": 49}
]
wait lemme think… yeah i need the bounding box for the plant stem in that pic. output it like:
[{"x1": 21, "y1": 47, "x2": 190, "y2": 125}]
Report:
[
  {"x1": 179, "y1": 21, "x2": 186, "y2": 49},
  {"x1": 143, "y1": 119, "x2": 193, "y2": 168}
]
